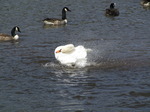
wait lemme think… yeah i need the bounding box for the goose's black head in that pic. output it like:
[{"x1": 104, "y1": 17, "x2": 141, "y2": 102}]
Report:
[
  {"x1": 62, "y1": 7, "x2": 71, "y2": 20},
  {"x1": 11, "y1": 26, "x2": 21, "y2": 37},
  {"x1": 110, "y1": 3, "x2": 116, "y2": 9},
  {"x1": 63, "y1": 7, "x2": 71, "y2": 12}
]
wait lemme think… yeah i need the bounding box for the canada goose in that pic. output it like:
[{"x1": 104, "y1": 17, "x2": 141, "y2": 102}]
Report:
[
  {"x1": 141, "y1": 0, "x2": 150, "y2": 7},
  {"x1": 43, "y1": 7, "x2": 71, "y2": 25},
  {"x1": 0, "y1": 26, "x2": 21, "y2": 41},
  {"x1": 105, "y1": 3, "x2": 119, "y2": 16}
]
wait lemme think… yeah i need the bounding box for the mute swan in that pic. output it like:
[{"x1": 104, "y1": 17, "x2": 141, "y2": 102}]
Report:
[{"x1": 54, "y1": 44, "x2": 91, "y2": 67}]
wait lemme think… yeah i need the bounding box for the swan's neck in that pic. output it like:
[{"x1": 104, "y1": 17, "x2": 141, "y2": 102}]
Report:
[{"x1": 61, "y1": 45, "x2": 75, "y2": 53}]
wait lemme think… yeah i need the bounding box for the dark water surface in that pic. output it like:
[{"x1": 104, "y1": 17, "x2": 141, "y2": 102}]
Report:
[{"x1": 0, "y1": 0, "x2": 150, "y2": 112}]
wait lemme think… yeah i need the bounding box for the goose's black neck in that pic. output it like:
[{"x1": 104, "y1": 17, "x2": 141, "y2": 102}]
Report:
[
  {"x1": 110, "y1": 3, "x2": 115, "y2": 9},
  {"x1": 11, "y1": 27, "x2": 16, "y2": 37},
  {"x1": 62, "y1": 9, "x2": 67, "y2": 20}
]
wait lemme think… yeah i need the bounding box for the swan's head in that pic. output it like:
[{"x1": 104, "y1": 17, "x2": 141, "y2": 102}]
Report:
[
  {"x1": 55, "y1": 44, "x2": 75, "y2": 54},
  {"x1": 55, "y1": 49, "x2": 62, "y2": 53}
]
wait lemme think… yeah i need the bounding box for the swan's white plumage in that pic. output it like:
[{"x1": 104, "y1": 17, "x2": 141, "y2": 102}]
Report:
[{"x1": 54, "y1": 44, "x2": 90, "y2": 67}]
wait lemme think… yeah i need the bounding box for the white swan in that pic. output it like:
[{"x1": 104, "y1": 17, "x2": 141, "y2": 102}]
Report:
[{"x1": 54, "y1": 44, "x2": 91, "y2": 67}]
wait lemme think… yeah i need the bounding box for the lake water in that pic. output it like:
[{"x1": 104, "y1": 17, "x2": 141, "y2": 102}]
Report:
[{"x1": 0, "y1": 0, "x2": 150, "y2": 112}]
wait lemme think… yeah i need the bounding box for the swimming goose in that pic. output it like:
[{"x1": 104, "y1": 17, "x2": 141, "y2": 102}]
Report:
[
  {"x1": 54, "y1": 44, "x2": 91, "y2": 67},
  {"x1": 0, "y1": 26, "x2": 21, "y2": 41},
  {"x1": 43, "y1": 7, "x2": 71, "y2": 25},
  {"x1": 105, "y1": 3, "x2": 119, "y2": 16},
  {"x1": 141, "y1": 0, "x2": 150, "y2": 7}
]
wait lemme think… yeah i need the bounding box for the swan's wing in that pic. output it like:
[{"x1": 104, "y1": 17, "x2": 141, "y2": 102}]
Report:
[
  {"x1": 56, "y1": 52, "x2": 76, "y2": 64},
  {"x1": 73, "y1": 46, "x2": 87, "y2": 59}
]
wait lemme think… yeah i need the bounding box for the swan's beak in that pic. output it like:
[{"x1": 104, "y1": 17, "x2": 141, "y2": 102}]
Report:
[{"x1": 56, "y1": 49, "x2": 62, "y2": 53}]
